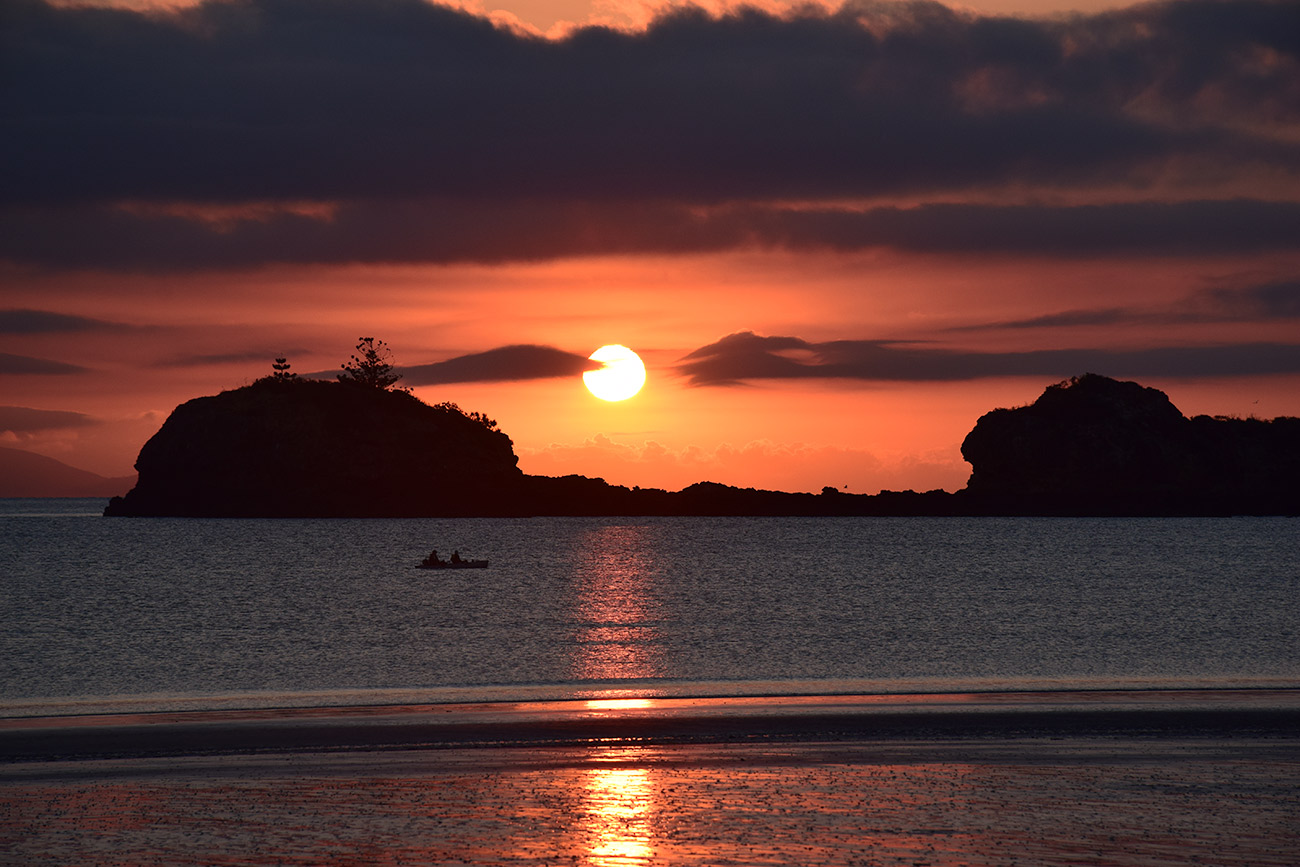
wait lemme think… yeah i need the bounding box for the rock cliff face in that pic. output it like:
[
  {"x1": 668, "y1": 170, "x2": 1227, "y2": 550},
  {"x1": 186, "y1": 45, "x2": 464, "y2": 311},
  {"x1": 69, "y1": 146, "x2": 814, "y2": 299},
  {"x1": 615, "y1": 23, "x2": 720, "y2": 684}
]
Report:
[
  {"x1": 104, "y1": 379, "x2": 521, "y2": 516},
  {"x1": 960, "y1": 373, "x2": 1300, "y2": 514}
]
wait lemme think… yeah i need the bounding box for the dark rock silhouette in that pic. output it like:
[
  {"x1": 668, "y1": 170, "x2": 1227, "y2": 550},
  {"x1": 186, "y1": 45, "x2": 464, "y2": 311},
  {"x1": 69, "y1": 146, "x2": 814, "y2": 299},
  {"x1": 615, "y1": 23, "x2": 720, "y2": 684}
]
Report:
[
  {"x1": 961, "y1": 373, "x2": 1300, "y2": 515},
  {"x1": 104, "y1": 373, "x2": 1299, "y2": 517},
  {"x1": 104, "y1": 378, "x2": 520, "y2": 517}
]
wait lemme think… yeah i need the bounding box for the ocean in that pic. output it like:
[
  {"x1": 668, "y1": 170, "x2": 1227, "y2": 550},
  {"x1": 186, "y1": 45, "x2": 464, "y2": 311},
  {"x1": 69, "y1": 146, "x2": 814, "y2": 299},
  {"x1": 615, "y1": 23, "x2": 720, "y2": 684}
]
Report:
[{"x1": 2, "y1": 498, "x2": 1297, "y2": 717}]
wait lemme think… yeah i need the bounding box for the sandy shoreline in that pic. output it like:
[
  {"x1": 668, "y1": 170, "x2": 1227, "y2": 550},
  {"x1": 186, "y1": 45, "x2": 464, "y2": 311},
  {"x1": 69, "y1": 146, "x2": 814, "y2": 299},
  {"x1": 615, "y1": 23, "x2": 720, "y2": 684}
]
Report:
[{"x1": 4, "y1": 691, "x2": 1299, "y2": 865}]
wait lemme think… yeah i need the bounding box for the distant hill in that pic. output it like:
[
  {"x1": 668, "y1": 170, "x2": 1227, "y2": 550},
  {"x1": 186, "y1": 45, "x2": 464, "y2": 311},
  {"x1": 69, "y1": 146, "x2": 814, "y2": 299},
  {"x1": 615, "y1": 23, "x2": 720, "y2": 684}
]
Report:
[
  {"x1": 0, "y1": 447, "x2": 135, "y2": 498},
  {"x1": 103, "y1": 373, "x2": 1300, "y2": 517}
]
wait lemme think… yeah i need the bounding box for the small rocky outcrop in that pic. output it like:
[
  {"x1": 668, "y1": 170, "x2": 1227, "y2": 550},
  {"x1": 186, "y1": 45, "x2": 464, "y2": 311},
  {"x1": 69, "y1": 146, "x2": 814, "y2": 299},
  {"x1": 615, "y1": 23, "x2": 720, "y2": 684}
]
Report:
[
  {"x1": 105, "y1": 378, "x2": 522, "y2": 517},
  {"x1": 960, "y1": 373, "x2": 1300, "y2": 514}
]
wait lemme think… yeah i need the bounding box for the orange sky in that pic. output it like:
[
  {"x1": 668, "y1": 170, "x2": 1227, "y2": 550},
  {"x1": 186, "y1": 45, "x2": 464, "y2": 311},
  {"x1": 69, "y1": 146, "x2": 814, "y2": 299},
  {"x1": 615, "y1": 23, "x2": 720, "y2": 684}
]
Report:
[{"x1": 4, "y1": 0, "x2": 1299, "y2": 494}]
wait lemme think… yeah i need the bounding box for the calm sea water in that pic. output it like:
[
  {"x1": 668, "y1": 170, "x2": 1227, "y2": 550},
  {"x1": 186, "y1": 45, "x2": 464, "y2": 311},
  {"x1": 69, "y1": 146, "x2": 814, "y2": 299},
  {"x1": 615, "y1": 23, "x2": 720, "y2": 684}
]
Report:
[{"x1": 2, "y1": 499, "x2": 1297, "y2": 716}]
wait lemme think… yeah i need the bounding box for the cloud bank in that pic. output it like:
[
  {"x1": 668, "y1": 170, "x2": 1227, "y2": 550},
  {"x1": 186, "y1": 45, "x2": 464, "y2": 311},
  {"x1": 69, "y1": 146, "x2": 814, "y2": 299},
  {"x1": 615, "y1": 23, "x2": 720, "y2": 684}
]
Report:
[
  {"x1": 0, "y1": 406, "x2": 97, "y2": 433},
  {"x1": 0, "y1": 353, "x2": 88, "y2": 375},
  {"x1": 677, "y1": 331, "x2": 1300, "y2": 384},
  {"x1": 2, "y1": 0, "x2": 1297, "y2": 268},
  {"x1": 0, "y1": 309, "x2": 124, "y2": 333},
  {"x1": 4, "y1": 199, "x2": 1298, "y2": 269},
  {"x1": 402, "y1": 345, "x2": 598, "y2": 385},
  {"x1": 956, "y1": 278, "x2": 1300, "y2": 330}
]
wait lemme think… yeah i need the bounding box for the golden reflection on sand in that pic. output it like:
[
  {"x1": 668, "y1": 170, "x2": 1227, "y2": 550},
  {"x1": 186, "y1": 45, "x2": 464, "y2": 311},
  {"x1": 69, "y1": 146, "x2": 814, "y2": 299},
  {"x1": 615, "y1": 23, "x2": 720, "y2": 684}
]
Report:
[{"x1": 580, "y1": 751, "x2": 656, "y2": 866}]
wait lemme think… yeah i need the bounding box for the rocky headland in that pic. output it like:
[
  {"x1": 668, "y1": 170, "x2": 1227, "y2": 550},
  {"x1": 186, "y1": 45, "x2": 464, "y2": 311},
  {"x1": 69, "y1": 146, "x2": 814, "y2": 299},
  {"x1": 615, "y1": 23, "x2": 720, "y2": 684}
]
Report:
[
  {"x1": 960, "y1": 373, "x2": 1300, "y2": 515},
  {"x1": 104, "y1": 378, "x2": 521, "y2": 517},
  {"x1": 104, "y1": 373, "x2": 1300, "y2": 517}
]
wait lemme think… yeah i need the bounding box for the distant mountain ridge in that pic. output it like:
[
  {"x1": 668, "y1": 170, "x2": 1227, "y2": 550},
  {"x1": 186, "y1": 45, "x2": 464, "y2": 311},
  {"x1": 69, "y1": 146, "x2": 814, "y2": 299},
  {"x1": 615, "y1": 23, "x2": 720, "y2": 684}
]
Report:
[
  {"x1": 100, "y1": 373, "x2": 1300, "y2": 517},
  {"x1": 0, "y1": 447, "x2": 135, "y2": 498}
]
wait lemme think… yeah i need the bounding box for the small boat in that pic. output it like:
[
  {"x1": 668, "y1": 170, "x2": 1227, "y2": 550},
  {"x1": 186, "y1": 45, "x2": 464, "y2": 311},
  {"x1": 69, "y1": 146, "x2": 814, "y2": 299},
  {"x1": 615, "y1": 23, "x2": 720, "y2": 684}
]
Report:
[{"x1": 417, "y1": 557, "x2": 488, "y2": 569}]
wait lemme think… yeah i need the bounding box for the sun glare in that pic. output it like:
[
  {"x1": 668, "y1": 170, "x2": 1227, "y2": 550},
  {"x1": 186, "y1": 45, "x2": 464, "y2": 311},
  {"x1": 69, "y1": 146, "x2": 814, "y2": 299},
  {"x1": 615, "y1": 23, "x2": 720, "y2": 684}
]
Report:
[{"x1": 583, "y1": 344, "x2": 647, "y2": 402}]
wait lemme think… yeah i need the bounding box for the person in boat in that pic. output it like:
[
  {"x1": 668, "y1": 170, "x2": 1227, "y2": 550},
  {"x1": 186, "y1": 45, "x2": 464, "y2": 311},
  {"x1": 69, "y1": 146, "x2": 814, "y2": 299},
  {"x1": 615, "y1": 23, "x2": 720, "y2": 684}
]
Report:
[
  {"x1": 451, "y1": 550, "x2": 462, "y2": 564},
  {"x1": 426, "y1": 549, "x2": 444, "y2": 566}
]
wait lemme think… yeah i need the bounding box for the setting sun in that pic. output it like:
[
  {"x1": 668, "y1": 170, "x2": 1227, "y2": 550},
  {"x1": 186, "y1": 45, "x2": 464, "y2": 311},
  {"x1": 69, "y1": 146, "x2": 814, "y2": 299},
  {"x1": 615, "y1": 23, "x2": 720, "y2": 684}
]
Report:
[{"x1": 583, "y1": 345, "x2": 647, "y2": 402}]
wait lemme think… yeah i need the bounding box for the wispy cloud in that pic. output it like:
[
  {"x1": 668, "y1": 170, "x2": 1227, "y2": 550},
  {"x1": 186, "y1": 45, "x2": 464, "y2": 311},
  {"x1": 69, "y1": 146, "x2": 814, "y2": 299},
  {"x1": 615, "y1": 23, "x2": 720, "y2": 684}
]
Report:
[
  {"x1": 954, "y1": 277, "x2": 1300, "y2": 330},
  {"x1": 1195, "y1": 279, "x2": 1300, "y2": 320},
  {"x1": 0, "y1": 309, "x2": 125, "y2": 333},
  {"x1": 0, "y1": 405, "x2": 96, "y2": 433},
  {"x1": 677, "y1": 331, "x2": 1300, "y2": 385},
  {"x1": 4, "y1": 199, "x2": 1298, "y2": 269},
  {"x1": 402, "y1": 345, "x2": 599, "y2": 386},
  {"x1": 0, "y1": 353, "x2": 88, "y2": 375}
]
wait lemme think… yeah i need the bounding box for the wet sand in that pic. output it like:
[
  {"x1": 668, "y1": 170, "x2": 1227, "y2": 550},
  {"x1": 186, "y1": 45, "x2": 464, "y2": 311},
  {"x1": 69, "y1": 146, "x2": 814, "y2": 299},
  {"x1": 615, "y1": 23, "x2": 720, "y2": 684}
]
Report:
[{"x1": 3, "y1": 690, "x2": 1299, "y2": 866}]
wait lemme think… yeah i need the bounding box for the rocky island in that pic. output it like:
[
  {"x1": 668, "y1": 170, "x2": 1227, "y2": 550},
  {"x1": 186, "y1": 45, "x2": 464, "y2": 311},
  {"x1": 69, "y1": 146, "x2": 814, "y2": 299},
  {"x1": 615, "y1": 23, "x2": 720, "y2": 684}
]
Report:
[
  {"x1": 105, "y1": 373, "x2": 1300, "y2": 517},
  {"x1": 960, "y1": 374, "x2": 1300, "y2": 515},
  {"x1": 104, "y1": 378, "x2": 522, "y2": 517}
]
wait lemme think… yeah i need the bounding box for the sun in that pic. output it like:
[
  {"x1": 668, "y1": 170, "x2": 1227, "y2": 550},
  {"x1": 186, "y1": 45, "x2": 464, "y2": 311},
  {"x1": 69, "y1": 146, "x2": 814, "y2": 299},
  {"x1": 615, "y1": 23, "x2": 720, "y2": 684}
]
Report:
[{"x1": 583, "y1": 345, "x2": 647, "y2": 402}]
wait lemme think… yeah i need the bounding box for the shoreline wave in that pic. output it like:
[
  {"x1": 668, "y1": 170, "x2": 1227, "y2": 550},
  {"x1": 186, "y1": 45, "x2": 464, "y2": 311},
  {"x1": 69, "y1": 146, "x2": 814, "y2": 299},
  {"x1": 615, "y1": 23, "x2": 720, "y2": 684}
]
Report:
[
  {"x1": 4, "y1": 675, "x2": 1300, "y2": 721},
  {"x1": 5, "y1": 687, "x2": 1299, "y2": 765}
]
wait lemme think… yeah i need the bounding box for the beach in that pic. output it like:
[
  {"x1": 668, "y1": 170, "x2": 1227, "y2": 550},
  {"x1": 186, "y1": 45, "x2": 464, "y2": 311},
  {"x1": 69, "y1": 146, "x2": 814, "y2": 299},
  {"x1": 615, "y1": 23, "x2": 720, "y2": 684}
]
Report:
[{"x1": 4, "y1": 690, "x2": 1298, "y2": 866}]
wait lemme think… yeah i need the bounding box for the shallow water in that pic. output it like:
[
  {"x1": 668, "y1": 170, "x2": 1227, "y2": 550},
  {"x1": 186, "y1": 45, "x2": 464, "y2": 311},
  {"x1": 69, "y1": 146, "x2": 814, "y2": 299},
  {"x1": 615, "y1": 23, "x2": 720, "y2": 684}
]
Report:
[
  {"x1": 2, "y1": 500, "x2": 1297, "y2": 715},
  {"x1": 4, "y1": 740, "x2": 1299, "y2": 867}
]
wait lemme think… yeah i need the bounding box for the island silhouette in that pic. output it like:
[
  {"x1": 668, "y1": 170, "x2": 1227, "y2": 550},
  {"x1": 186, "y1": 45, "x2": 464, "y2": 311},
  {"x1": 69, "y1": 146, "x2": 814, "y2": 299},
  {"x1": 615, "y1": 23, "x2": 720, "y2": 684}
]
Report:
[{"x1": 104, "y1": 372, "x2": 1300, "y2": 517}]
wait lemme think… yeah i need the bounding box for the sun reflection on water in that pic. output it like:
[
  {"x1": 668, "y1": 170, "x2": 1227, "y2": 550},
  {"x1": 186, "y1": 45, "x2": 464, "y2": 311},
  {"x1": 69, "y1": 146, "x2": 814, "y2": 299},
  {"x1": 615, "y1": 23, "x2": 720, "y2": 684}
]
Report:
[{"x1": 571, "y1": 525, "x2": 664, "y2": 682}]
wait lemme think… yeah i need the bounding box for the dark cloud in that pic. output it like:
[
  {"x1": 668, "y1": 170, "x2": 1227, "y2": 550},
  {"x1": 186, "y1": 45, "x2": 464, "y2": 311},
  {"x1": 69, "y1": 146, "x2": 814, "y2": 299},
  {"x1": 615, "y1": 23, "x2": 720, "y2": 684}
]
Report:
[
  {"x1": 0, "y1": 309, "x2": 122, "y2": 333},
  {"x1": 0, "y1": 405, "x2": 96, "y2": 432},
  {"x1": 2, "y1": 199, "x2": 1297, "y2": 269},
  {"x1": 969, "y1": 308, "x2": 1134, "y2": 330},
  {"x1": 956, "y1": 276, "x2": 1300, "y2": 330},
  {"x1": 1196, "y1": 279, "x2": 1300, "y2": 319},
  {"x1": 0, "y1": 352, "x2": 88, "y2": 374},
  {"x1": 677, "y1": 330, "x2": 1300, "y2": 385},
  {"x1": 2, "y1": 0, "x2": 1298, "y2": 269},
  {"x1": 749, "y1": 201, "x2": 1300, "y2": 257},
  {"x1": 677, "y1": 332, "x2": 824, "y2": 385},
  {"x1": 0, "y1": 199, "x2": 729, "y2": 269},
  {"x1": 402, "y1": 345, "x2": 598, "y2": 386}
]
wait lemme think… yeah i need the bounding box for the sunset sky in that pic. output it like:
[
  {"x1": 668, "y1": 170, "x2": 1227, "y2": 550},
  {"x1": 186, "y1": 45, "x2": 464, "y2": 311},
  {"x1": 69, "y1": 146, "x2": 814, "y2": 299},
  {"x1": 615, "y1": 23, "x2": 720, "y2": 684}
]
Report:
[{"x1": 3, "y1": 0, "x2": 1298, "y2": 495}]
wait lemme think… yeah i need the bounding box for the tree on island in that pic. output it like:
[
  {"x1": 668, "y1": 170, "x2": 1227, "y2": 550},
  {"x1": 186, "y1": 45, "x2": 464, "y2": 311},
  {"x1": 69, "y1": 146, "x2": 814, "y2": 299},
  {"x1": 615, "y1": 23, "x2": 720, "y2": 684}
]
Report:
[
  {"x1": 253, "y1": 356, "x2": 301, "y2": 386},
  {"x1": 270, "y1": 357, "x2": 297, "y2": 380},
  {"x1": 338, "y1": 337, "x2": 406, "y2": 391}
]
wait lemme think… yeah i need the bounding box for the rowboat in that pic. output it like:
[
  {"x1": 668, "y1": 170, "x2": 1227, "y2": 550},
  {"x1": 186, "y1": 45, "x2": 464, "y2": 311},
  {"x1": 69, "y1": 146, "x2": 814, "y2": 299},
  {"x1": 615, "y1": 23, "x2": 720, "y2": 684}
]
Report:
[{"x1": 417, "y1": 557, "x2": 488, "y2": 569}]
